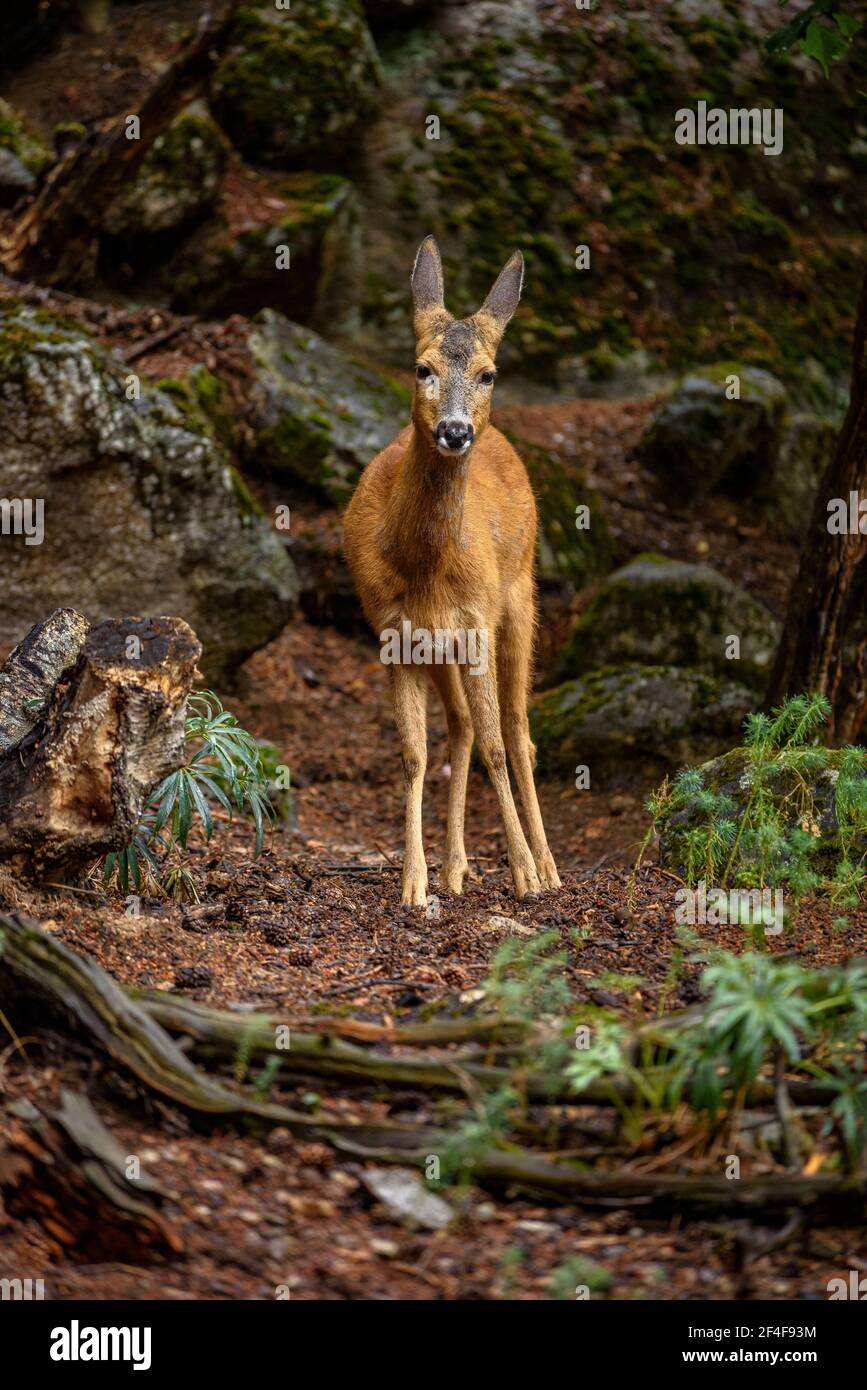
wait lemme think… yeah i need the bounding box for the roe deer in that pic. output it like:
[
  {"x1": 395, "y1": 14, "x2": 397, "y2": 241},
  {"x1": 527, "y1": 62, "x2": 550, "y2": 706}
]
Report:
[{"x1": 342, "y1": 236, "x2": 561, "y2": 907}]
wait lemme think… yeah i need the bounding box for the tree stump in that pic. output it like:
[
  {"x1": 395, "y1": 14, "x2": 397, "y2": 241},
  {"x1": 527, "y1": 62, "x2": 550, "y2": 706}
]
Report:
[{"x1": 0, "y1": 611, "x2": 201, "y2": 882}]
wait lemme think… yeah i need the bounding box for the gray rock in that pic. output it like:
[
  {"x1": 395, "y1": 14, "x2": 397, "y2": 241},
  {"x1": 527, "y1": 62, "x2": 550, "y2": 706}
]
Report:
[
  {"x1": 531, "y1": 665, "x2": 755, "y2": 786},
  {"x1": 549, "y1": 556, "x2": 780, "y2": 693},
  {"x1": 360, "y1": 1166, "x2": 453, "y2": 1230},
  {"x1": 0, "y1": 147, "x2": 35, "y2": 206},
  {"x1": 637, "y1": 364, "x2": 788, "y2": 500},
  {"x1": 246, "y1": 309, "x2": 410, "y2": 505},
  {"x1": 0, "y1": 305, "x2": 297, "y2": 682},
  {"x1": 103, "y1": 103, "x2": 228, "y2": 241},
  {"x1": 764, "y1": 412, "x2": 835, "y2": 540}
]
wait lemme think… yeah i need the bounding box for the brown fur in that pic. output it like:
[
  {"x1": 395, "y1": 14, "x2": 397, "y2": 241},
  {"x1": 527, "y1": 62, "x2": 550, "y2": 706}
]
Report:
[{"x1": 342, "y1": 237, "x2": 560, "y2": 906}]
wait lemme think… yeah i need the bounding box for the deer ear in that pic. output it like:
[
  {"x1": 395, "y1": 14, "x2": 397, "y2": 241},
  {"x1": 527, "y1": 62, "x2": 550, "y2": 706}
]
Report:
[
  {"x1": 479, "y1": 251, "x2": 524, "y2": 336},
  {"x1": 411, "y1": 236, "x2": 444, "y2": 328}
]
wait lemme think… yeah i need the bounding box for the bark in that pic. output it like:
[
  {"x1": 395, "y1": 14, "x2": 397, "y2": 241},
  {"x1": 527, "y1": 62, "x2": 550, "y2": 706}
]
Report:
[
  {"x1": 136, "y1": 991, "x2": 839, "y2": 1110},
  {"x1": 0, "y1": 607, "x2": 89, "y2": 755},
  {"x1": 0, "y1": 2, "x2": 239, "y2": 284},
  {"x1": 767, "y1": 268, "x2": 867, "y2": 740},
  {"x1": 0, "y1": 612, "x2": 201, "y2": 882}
]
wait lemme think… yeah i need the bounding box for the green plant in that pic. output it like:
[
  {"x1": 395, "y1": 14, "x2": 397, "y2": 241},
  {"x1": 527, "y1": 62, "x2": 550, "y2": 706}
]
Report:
[
  {"x1": 765, "y1": 1, "x2": 862, "y2": 75},
  {"x1": 548, "y1": 1255, "x2": 612, "y2": 1300},
  {"x1": 639, "y1": 694, "x2": 867, "y2": 929},
  {"x1": 104, "y1": 690, "x2": 276, "y2": 899}
]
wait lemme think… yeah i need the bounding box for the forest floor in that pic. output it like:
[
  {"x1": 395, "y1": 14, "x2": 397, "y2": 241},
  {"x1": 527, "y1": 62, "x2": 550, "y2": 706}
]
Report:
[{"x1": 2, "y1": 404, "x2": 866, "y2": 1300}]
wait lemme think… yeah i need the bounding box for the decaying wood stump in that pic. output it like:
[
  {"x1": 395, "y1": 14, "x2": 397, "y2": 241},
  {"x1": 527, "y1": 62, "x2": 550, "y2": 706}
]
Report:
[{"x1": 0, "y1": 609, "x2": 201, "y2": 882}]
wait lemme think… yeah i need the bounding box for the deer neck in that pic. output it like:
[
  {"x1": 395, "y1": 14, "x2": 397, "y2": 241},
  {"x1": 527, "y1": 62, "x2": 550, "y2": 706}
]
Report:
[{"x1": 383, "y1": 424, "x2": 470, "y2": 575}]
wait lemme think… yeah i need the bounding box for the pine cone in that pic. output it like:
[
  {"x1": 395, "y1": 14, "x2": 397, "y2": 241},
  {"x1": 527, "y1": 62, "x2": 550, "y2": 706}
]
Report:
[
  {"x1": 262, "y1": 920, "x2": 292, "y2": 947},
  {"x1": 174, "y1": 965, "x2": 213, "y2": 990}
]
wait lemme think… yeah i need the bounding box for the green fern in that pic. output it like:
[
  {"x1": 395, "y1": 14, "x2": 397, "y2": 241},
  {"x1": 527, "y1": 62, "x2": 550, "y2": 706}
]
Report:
[{"x1": 104, "y1": 690, "x2": 276, "y2": 899}]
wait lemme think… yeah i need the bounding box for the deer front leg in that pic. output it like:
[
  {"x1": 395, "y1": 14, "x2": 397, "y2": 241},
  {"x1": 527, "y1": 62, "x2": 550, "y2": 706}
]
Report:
[
  {"x1": 460, "y1": 649, "x2": 540, "y2": 900},
  {"x1": 391, "y1": 663, "x2": 429, "y2": 907}
]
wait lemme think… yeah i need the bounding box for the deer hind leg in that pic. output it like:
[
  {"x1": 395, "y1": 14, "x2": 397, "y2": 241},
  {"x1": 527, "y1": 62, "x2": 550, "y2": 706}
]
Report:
[
  {"x1": 459, "y1": 635, "x2": 541, "y2": 899},
  {"x1": 391, "y1": 662, "x2": 429, "y2": 907},
  {"x1": 497, "y1": 586, "x2": 561, "y2": 892},
  {"x1": 429, "y1": 663, "x2": 473, "y2": 894}
]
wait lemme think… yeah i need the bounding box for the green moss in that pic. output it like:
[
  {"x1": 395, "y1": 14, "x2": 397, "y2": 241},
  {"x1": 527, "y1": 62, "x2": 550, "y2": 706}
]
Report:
[
  {"x1": 503, "y1": 430, "x2": 613, "y2": 588},
  {"x1": 0, "y1": 99, "x2": 50, "y2": 173},
  {"x1": 361, "y1": 6, "x2": 867, "y2": 391},
  {"x1": 214, "y1": 0, "x2": 380, "y2": 167}
]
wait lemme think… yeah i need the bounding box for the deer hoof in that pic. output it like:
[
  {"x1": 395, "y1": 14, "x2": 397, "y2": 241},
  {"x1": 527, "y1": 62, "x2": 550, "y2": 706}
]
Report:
[
  {"x1": 511, "y1": 858, "x2": 541, "y2": 899},
  {"x1": 535, "y1": 851, "x2": 562, "y2": 892},
  {"x1": 401, "y1": 868, "x2": 429, "y2": 907},
  {"x1": 441, "y1": 859, "x2": 469, "y2": 895}
]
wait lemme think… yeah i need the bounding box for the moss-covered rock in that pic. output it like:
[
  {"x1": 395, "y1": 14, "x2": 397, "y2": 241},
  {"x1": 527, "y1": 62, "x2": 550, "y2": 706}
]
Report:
[
  {"x1": 102, "y1": 103, "x2": 229, "y2": 242},
  {"x1": 655, "y1": 744, "x2": 856, "y2": 880},
  {"x1": 165, "y1": 169, "x2": 358, "y2": 324},
  {"x1": 531, "y1": 664, "x2": 755, "y2": 786},
  {"x1": 637, "y1": 364, "x2": 788, "y2": 499},
  {"x1": 355, "y1": 1, "x2": 867, "y2": 393},
  {"x1": 0, "y1": 97, "x2": 50, "y2": 205},
  {"x1": 764, "y1": 412, "x2": 836, "y2": 541},
  {"x1": 549, "y1": 555, "x2": 780, "y2": 693},
  {"x1": 213, "y1": 0, "x2": 381, "y2": 168},
  {"x1": 0, "y1": 304, "x2": 297, "y2": 681},
  {"x1": 505, "y1": 431, "x2": 613, "y2": 591},
  {"x1": 246, "y1": 308, "x2": 409, "y2": 505}
]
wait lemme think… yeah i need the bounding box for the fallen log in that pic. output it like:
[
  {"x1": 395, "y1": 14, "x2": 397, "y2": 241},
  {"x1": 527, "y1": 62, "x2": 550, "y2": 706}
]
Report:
[
  {"x1": 135, "y1": 990, "x2": 841, "y2": 1111},
  {"x1": 0, "y1": 912, "x2": 443, "y2": 1153},
  {"x1": 0, "y1": 612, "x2": 200, "y2": 881}
]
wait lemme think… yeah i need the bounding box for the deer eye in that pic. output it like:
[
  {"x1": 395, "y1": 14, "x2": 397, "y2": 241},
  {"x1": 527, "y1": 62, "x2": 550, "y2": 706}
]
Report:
[
  {"x1": 478, "y1": 370, "x2": 496, "y2": 386},
  {"x1": 416, "y1": 364, "x2": 432, "y2": 380}
]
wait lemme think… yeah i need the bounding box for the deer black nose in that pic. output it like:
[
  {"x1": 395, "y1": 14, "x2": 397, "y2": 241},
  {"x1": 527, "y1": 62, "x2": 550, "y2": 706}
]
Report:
[{"x1": 436, "y1": 420, "x2": 474, "y2": 452}]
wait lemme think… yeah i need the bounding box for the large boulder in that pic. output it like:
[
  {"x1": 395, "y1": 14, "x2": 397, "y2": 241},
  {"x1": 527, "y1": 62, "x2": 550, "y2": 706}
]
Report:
[
  {"x1": 636, "y1": 364, "x2": 788, "y2": 501},
  {"x1": 102, "y1": 103, "x2": 229, "y2": 245},
  {"x1": 166, "y1": 169, "x2": 358, "y2": 325},
  {"x1": 0, "y1": 304, "x2": 297, "y2": 682},
  {"x1": 213, "y1": 0, "x2": 381, "y2": 168},
  {"x1": 549, "y1": 555, "x2": 780, "y2": 693},
  {"x1": 531, "y1": 665, "x2": 755, "y2": 786},
  {"x1": 245, "y1": 309, "x2": 410, "y2": 506}
]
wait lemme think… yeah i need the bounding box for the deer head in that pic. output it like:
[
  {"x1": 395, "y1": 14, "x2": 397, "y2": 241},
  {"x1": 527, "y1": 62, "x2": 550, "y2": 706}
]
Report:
[{"x1": 410, "y1": 235, "x2": 524, "y2": 459}]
